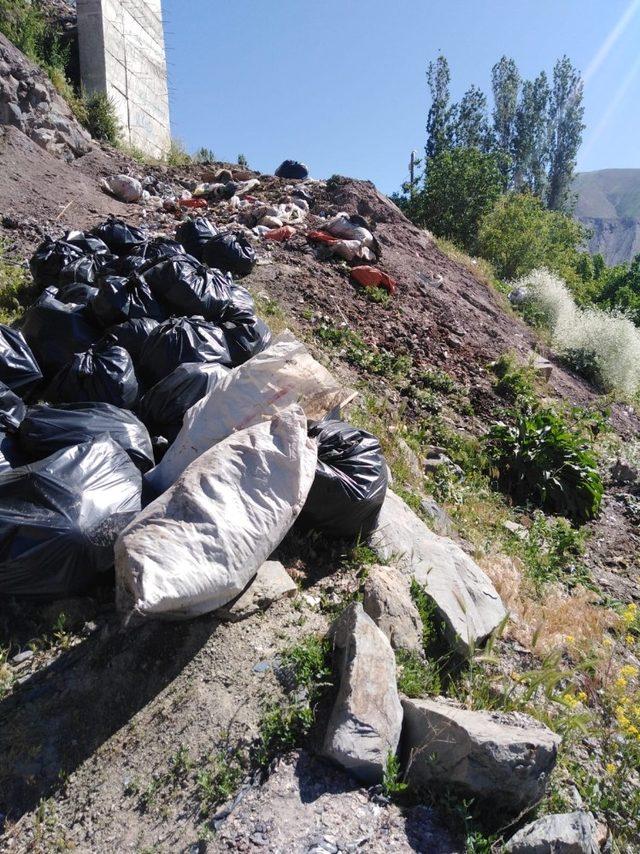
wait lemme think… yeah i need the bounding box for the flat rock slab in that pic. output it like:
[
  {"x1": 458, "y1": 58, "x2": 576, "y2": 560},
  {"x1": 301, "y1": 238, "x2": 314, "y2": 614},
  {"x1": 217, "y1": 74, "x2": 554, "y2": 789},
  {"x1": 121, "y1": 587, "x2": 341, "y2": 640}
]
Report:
[
  {"x1": 322, "y1": 602, "x2": 403, "y2": 784},
  {"x1": 215, "y1": 750, "x2": 460, "y2": 853},
  {"x1": 216, "y1": 561, "x2": 297, "y2": 621},
  {"x1": 504, "y1": 810, "x2": 604, "y2": 853},
  {"x1": 401, "y1": 697, "x2": 561, "y2": 814},
  {"x1": 369, "y1": 490, "x2": 506, "y2": 655},
  {"x1": 362, "y1": 564, "x2": 424, "y2": 655}
]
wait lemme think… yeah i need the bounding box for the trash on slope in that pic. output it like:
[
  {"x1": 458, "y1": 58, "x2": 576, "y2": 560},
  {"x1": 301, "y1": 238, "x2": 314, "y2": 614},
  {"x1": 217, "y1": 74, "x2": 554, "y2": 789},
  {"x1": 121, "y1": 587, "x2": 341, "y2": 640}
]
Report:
[
  {"x1": 0, "y1": 381, "x2": 26, "y2": 431},
  {"x1": 300, "y1": 420, "x2": 388, "y2": 538},
  {"x1": 90, "y1": 274, "x2": 167, "y2": 327},
  {"x1": 202, "y1": 232, "x2": 257, "y2": 277},
  {"x1": 29, "y1": 236, "x2": 84, "y2": 288},
  {"x1": 175, "y1": 216, "x2": 218, "y2": 261},
  {"x1": 0, "y1": 438, "x2": 142, "y2": 599},
  {"x1": 91, "y1": 218, "x2": 147, "y2": 255},
  {"x1": 143, "y1": 255, "x2": 232, "y2": 321},
  {"x1": 308, "y1": 212, "x2": 379, "y2": 263},
  {"x1": 275, "y1": 160, "x2": 309, "y2": 180},
  {"x1": 223, "y1": 316, "x2": 272, "y2": 366},
  {"x1": 116, "y1": 405, "x2": 317, "y2": 621},
  {"x1": 55, "y1": 282, "x2": 100, "y2": 305},
  {"x1": 127, "y1": 237, "x2": 185, "y2": 265},
  {"x1": 18, "y1": 402, "x2": 154, "y2": 472},
  {"x1": 100, "y1": 174, "x2": 143, "y2": 203},
  {"x1": 350, "y1": 266, "x2": 397, "y2": 295},
  {"x1": 102, "y1": 317, "x2": 159, "y2": 365},
  {"x1": 0, "y1": 325, "x2": 43, "y2": 398},
  {"x1": 43, "y1": 341, "x2": 139, "y2": 409},
  {"x1": 264, "y1": 225, "x2": 296, "y2": 242},
  {"x1": 146, "y1": 331, "x2": 350, "y2": 493}
]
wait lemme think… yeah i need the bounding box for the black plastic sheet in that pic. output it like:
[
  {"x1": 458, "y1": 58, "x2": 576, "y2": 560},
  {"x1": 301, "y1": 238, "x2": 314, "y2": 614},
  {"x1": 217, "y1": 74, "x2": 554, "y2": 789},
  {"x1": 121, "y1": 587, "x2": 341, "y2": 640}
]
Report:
[
  {"x1": 91, "y1": 218, "x2": 147, "y2": 255},
  {"x1": 143, "y1": 255, "x2": 232, "y2": 321},
  {"x1": 275, "y1": 160, "x2": 309, "y2": 180},
  {"x1": 64, "y1": 230, "x2": 110, "y2": 256},
  {"x1": 138, "y1": 361, "x2": 229, "y2": 442},
  {"x1": 0, "y1": 325, "x2": 43, "y2": 398},
  {"x1": 90, "y1": 274, "x2": 167, "y2": 327},
  {"x1": 202, "y1": 232, "x2": 256, "y2": 277},
  {"x1": 20, "y1": 292, "x2": 102, "y2": 377},
  {"x1": 29, "y1": 237, "x2": 83, "y2": 288},
  {"x1": 19, "y1": 402, "x2": 154, "y2": 472},
  {"x1": 137, "y1": 316, "x2": 231, "y2": 387},
  {"x1": 223, "y1": 317, "x2": 271, "y2": 366},
  {"x1": 43, "y1": 342, "x2": 139, "y2": 409},
  {"x1": 0, "y1": 381, "x2": 26, "y2": 431},
  {"x1": 0, "y1": 438, "x2": 142, "y2": 599},
  {"x1": 128, "y1": 237, "x2": 185, "y2": 265},
  {"x1": 56, "y1": 283, "x2": 100, "y2": 305},
  {"x1": 175, "y1": 217, "x2": 218, "y2": 261},
  {"x1": 300, "y1": 420, "x2": 388, "y2": 538}
]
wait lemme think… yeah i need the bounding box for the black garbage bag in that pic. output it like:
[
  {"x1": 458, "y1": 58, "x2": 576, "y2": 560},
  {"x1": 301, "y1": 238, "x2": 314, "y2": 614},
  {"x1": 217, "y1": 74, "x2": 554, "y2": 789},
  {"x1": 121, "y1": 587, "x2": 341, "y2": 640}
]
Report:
[
  {"x1": 175, "y1": 217, "x2": 218, "y2": 261},
  {"x1": 138, "y1": 316, "x2": 231, "y2": 387},
  {"x1": 128, "y1": 237, "x2": 185, "y2": 265},
  {"x1": 29, "y1": 236, "x2": 84, "y2": 288},
  {"x1": 0, "y1": 437, "x2": 142, "y2": 599},
  {"x1": 138, "y1": 361, "x2": 229, "y2": 442},
  {"x1": 58, "y1": 252, "x2": 106, "y2": 287},
  {"x1": 202, "y1": 232, "x2": 257, "y2": 277},
  {"x1": 56, "y1": 282, "x2": 100, "y2": 305},
  {"x1": 97, "y1": 254, "x2": 147, "y2": 279},
  {"x1": 300, "y1": 420, "x2": 388, "y2": 538},
  {"x1": 43, "y1": 342, "x2": 139, "y2": 409},
  {"x1": 143, "y1": 255, "x2": 232, "y2": 321},
  {"x1": 64, "y1": 230, "x2": 110, "y2": 256},
  {"x1": 18, "y1": 402, "x2": 154, "y2": 472},
  {"x1": 224, "y1": 284, "x2": 256, "y2": 324},
  {"x1": 275, "y1": 160, "x2": 309, "y2": 180},
  {"x1": 223, "y1": 317, "x2": 272, "y2": 366},
  {"x1": 90, "y1": 273, "x2": 167, "y2": 328},
  {"x1": 91, "y1": 217, "x2": 147, "y2": 255},
  {"x1": 0, "y1": 325, "x2": 43, "y2": 398},
  {"x1": 102, "y1": 317, "x2": 159, "y2": 364},
  {"x1": 0, "y1": 381, "x2": 26, "y2": 431},
  {"x1": 20, "y1": 292, "x2": 102, "y2": 377}
]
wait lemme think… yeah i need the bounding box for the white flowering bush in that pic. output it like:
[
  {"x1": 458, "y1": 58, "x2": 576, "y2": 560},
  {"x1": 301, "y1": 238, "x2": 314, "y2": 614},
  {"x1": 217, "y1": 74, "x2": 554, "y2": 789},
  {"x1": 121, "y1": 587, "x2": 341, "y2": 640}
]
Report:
[{"x1": 513, "y1": 268, "x2": 640, "y2": 397}]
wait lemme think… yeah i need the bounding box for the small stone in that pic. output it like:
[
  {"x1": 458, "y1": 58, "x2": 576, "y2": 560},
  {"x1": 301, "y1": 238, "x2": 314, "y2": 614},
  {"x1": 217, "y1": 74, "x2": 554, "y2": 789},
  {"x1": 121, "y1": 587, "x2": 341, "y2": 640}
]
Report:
[
  {"x1": 504, "y1": 810, "x2": 603, "y2": 853},
  {"x1": 11, "y1": 650, "x2": 34, "y2": 665},
  {"x1": 503, "y1": 520, "x2": 529, "y2": 540},
  {"x1": 533, "y1": 356, "x2": 553, "y2": 381},
  {"x1": 216, "y1": 561, "x2": 297, "y2": 622},
  {"x1": 609, "y1": 458, "x2": 638, "y2": 485},
  {"x1": 253, "y1": 661, "x2": 271, "y2": 674},
  {"x1": 419, "y1": 496, "x2": 453, "y2": 536}
]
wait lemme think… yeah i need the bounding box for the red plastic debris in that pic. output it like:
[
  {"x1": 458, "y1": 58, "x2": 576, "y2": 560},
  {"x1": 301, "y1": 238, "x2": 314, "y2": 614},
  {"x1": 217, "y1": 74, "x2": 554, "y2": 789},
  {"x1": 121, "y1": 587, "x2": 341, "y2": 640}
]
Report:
[
  {"x1": 350, "y1": 265, "x2": 397, "y2": 295},
  {"x1": 307, "y1": 229, "x2": 339, "y2": 245},
  {"x1": 264, "y1": 226, "x2": 296, "y2": 242},
  {"x1": 178, "y1": 198, "x2": 208, "y2": 209}
]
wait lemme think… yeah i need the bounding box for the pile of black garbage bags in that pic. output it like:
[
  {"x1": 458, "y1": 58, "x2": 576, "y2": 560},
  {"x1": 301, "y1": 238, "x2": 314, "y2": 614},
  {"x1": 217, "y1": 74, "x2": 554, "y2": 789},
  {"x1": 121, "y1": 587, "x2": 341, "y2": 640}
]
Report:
[{"x1": 0, "y1": 215, "x2": 388, "y2": 601}]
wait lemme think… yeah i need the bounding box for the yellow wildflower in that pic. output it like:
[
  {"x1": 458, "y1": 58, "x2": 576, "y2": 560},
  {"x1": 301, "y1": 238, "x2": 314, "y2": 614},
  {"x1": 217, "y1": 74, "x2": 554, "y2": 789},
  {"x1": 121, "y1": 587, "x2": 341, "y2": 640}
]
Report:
[
  {"x1": 616, "y1": 677, "x2": 628, "y2": 689},
  {"x1": 565, "y1": 635, "x2": 575, "y2": 644},
  {"x1": 576, "y1": 691, "x2": 587, "y2": 702},
  {"x1": 606, "y1": 763, "x2": 616, "y2": 775},
  {"x1": 622, "y1": 603, "x2": 638, "y2": 628},
  {"x1": 626, "y1": 634, "x2": 635, "y2": 646},
  {"x1": 603, "y1": 637, "x2": 614, "y2": 648},
  {"x1": 620, "y1": 665, "x2": 638, "y2": 680}
]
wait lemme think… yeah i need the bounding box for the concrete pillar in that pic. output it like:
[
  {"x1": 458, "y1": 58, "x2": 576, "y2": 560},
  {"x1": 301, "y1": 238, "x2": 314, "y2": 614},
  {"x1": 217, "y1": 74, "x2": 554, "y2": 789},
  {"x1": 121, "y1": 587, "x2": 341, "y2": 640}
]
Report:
[{"x1": 77, "y1": 0, "x2": 171, "y2": 158}]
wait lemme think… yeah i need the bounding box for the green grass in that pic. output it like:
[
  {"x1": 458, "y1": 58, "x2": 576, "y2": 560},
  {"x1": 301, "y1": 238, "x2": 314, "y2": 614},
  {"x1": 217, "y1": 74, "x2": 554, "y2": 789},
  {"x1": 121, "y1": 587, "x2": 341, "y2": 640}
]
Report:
[
  {"x1": 489, "y1": 351, "x2": 538, "y2": 405},
  {"x1": 396, "y1": 649, "x2": 441, "y2": 697},
  {"x1": 196, "y1": 750, "x2": 243, "y2": 816},
  {"x1": 314, "y1": 322, "x2": 412, "y2": 380},
  {"x1": 0, "y1": 242, "x2": 33, "y2": 324}
]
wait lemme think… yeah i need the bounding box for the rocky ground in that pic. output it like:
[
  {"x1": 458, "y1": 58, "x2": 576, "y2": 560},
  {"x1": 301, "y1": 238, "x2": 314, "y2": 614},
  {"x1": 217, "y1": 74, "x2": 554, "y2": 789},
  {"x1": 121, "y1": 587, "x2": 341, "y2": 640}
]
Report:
[{"x1": 1, "y1": 32, "x2": 639, "y2": 854}]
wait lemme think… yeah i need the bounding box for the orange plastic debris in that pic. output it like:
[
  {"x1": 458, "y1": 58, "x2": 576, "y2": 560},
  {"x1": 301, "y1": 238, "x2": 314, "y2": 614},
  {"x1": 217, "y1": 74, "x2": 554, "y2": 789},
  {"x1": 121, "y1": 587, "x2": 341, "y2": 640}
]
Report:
[
  {"x1": 350, "y1": 265, "x2": 397, "y2": 295},
  {"x1": 264, "y1": 225, "x2": 296, "y2": 242},
  {"x1": 307, "y1": 229, "x2": 339, "y2": 245},
  {"x1": 179, "y1": 198, "x2": 208, "y2": 209}
]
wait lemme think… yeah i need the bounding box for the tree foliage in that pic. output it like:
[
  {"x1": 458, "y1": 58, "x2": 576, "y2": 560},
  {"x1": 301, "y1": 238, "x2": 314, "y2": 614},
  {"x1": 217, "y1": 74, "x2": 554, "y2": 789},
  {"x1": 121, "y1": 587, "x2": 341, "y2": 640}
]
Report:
[
  {"x1": 425, "y1": 55, "x2": 454, "y2": 160},
  {"x1": 546, "y1": 56, "x2": 585, "y2": 212}
]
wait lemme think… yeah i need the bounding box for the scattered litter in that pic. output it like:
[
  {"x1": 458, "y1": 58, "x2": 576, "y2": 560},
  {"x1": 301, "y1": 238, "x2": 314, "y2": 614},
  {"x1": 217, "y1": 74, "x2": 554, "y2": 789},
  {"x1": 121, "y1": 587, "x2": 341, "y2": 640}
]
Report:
[
  {"x1": 174, "y1": 216, "x2": 218, "y2": 261},
  {"x1": 0, "y1": 438, "x2": 142, "y2": 599},
  {"x1": 116, "y1": 405, "x2": 317, "y2": 620},
  {"x1": 202, "y1": 231, "x2": 257, "y2": 277},
  {"x1": 350, "y1": 266, "x2": 397, "y2": 295},
  {"x1": 275, "y1": 160, "x2": 309, "y2": 180},
  {"x1": 300, "y1": 420, "x2": 388, "y2": 537},
  {"x1": 178, "y1": 197, "x2": 208, "y2": 209},
  {"x1": 264, "y1": 225, "x2": 296, "y2": 242},
  {"x1": 100, "y1": 174, "x2": 143, "y2": 203}
]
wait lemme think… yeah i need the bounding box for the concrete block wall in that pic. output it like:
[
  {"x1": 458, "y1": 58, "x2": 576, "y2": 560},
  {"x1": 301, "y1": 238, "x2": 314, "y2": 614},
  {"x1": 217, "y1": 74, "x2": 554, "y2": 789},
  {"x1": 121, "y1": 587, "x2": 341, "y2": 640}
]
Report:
[{"x1": 76, "y1": 0, "x2": 171, "y2": 158}]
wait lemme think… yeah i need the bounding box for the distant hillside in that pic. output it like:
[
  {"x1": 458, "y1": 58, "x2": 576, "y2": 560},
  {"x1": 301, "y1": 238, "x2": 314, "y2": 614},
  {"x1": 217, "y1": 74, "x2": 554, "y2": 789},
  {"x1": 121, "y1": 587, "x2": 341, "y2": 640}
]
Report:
[{"x1": 574, "y1": 169, "x2": 640, "y2": 265}]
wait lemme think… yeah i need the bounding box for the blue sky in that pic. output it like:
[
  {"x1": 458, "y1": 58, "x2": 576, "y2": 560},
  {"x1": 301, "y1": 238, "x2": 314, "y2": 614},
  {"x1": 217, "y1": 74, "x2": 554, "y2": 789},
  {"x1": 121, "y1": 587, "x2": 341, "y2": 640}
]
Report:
[{"x1": 162, "y1": 0, "x2": 640, "y2": 194}]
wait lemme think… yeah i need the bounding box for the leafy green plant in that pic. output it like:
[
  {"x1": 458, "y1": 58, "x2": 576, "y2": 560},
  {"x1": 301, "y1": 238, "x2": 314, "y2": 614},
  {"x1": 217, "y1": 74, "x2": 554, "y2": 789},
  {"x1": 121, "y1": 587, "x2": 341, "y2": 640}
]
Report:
[
  {"x1": 516, "y1": 513, "x2": 589, "y2": 590},
  {"x1": 84, "y1": 92, "x2": 121, "y2": 145},
  {"x1": 256, "y1": 701, "x2": 315, "y2": 767},
  {"x1": 166, "y1": 138, "x2": 192, "y2": 167},
  {"x1": 196, "y1": 750, "x2": 243, "y2": 816},
  {"x1": 0, "y1": 242, "x2": 33, "y2": 324},
  {"x1": 489, "y1": 352, "x2": 537, "y2": 405},
  {"x1": 382, "y1": 752, "x2": 408, "y2": 799},
  {"x1": 486, "y1": 407, "x2": 603, "y2": 523},
  {"x1": 237, "y1": 154, "x2": 249, "y2": 168},
  {"x1": 396, "y1": 649, "x2": 441, "y2": 697},
  {"x1": 315, "y1": 323, "x2": 412, "y2": 379}
]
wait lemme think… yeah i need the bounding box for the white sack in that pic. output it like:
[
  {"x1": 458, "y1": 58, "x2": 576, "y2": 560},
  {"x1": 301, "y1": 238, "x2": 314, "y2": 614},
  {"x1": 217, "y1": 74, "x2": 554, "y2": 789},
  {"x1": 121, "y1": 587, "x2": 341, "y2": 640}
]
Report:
[
  {"x1": 116, "y1": 404, "x2": 317, "y2": 621},
  {"x1": 323, "y1": 212, "x2": 375, "y2": 247},
  {"x1": 147, "y1": 330, "x2": 348, "y2": 493},
  {"x1": 100, "y1": 174, "x2": 143, "y2": 203}
]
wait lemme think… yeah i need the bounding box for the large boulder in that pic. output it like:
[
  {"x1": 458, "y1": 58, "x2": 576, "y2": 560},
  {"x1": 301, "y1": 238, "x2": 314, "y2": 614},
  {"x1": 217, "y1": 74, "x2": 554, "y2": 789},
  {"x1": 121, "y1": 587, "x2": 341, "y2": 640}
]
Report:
[
  {"x1": 0, "y1": 33, "x2": 92, "y2": 160},
  {"x1": 362, "y1": 564, "x2": 424, "y2": 655},
  {"x1": 369, "y1": 490, "x2": 506, "y2": 655},
  {"x1": 401, "y1": 697, "x2": 561, "y2": 814},
  {"x1": 504, "y1": 811, "x2": 604, "y2": 853},
  {"x1": 322, "y1": 602, "x2": 403, "y2": 784}
]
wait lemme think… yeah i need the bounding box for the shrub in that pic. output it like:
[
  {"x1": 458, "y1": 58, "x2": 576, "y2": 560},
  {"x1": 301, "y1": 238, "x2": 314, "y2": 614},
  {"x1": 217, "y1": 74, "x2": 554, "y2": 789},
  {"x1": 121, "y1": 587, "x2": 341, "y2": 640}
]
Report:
[
  {"x1": 477, "y1": 193, "x2": 585, "y2": 281},
  {"x1": 166, "y1": 139, "x2": 192, "y2": 167},
  {"x1": 83, "y1": 92, "x2": 121, "y2": 145},
  {"x1": 0, "y1": 242, "x2": 33, "y2": 324},
  {"x1": 515, "y1": 268, "x2": 640, "y2": 396},
  {"x1": 486, "y1": 407, "x2": 603, "y2": 523},
  {"x1": 193, "y1": 147, "x2": 216, "y2": 164},
  {"x1": 489, "y1": 352, "x2": 537, "y2": 404}
]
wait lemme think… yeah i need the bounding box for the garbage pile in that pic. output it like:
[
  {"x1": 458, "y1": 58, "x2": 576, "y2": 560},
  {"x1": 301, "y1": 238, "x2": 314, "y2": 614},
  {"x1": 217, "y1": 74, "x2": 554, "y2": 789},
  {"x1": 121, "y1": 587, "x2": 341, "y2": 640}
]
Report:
[{"x1": 0, "y1": 215, "x2": 389, "y2": 618}]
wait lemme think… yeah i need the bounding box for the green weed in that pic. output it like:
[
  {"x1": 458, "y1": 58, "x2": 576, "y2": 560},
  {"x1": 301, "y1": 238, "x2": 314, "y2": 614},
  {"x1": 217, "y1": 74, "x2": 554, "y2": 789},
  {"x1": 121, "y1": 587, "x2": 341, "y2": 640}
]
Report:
[
  {"x1": 382, "y1": 752, "x2": 408, "y2": 799},
  {"x1": 396, "y1": 649, "x2": 441, "y2": 698},
  {"x1": 196, "y1": 750, "x2": 243, "y2": 816}
]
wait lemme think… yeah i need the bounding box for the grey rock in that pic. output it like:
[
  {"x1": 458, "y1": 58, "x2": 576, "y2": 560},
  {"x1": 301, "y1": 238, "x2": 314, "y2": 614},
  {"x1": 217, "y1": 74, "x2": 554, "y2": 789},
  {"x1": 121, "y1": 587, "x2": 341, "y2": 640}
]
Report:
[
  {"x1": 504, "y1": 810, "x2": 603, "y2": 853},
  {"x1": 11, "y1": 650, "x2": 34, "y2": 665},
  {"x1": 395, "y1": 436, "x2": 423, "y2": 481},
  {"x1": 609, "y1": 458, "x2": 638, "y2": 485},
  {"x1": 322, "y1": 603, "x2": 403, "y2": 784},
  {"x1": 533, "y1": 356, "x2": 553, "y2": 381},
  {"x1": 402, "y1": 697, "x2": 561, "y2": 814},
  {"x1": 362, "y1": 565, "x2": 424, "y2": 655},
  {"x1": 216, "y1": 561, "x2": 297, "y2": 622},
  {"x1": 420, "y1": 496, "x2": 454, "y2": 536},
  {"x1": 503, "y1": 519, "x2": 529, "y2": 540},
  {"x1": 369, "y1": 491, "x2": 506, "y2": 655}
]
